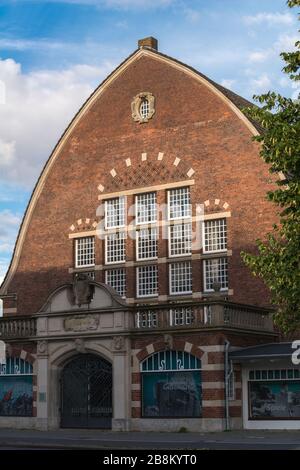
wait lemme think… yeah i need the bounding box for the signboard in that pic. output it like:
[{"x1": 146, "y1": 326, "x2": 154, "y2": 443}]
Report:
[
  {"x1": 142, "y1": 371, "x2": 201, "y2": 418},
  {"x1": 249, "y1": 381, "x2": 300, "y2": 420}
]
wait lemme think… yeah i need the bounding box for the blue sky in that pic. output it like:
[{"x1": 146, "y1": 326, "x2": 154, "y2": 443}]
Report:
[{"x1": 0, "y1": 0, "x2": 299, "y2": 285}]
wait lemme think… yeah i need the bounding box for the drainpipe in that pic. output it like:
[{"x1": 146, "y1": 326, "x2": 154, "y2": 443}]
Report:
[{"x1": 224, "y1": 340, "x2": 230, "y2": 431}]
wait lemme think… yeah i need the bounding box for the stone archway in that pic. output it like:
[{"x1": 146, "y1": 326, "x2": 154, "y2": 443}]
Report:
[{"x1": 60, "y1": 353, "x2": 112, "y2": 429}]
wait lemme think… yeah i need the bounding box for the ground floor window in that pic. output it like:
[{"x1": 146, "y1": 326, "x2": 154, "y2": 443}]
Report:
[
  {"x1": 249, "y1": 369, "x2": 300, "y2": 420},
  {"x1": 0, "y1": 357, "x2": 33, "y2": 417},
  {"x1": 141, "y1": 350, "x2": 201, "y2": 418}
]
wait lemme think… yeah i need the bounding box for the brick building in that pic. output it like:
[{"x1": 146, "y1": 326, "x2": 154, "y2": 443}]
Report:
[{"x1": 0, "y1": 37, "x2": 298, "y2": 431}]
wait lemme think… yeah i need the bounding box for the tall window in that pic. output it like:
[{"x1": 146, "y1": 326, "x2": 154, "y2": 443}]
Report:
[
  {"x1": 137, "y1": 265, "x2": 158, "y2": 297},
  {"x1": 136, "y1": 192, "x2": 157, "y2": 224},
  {"x1": 168, "y1": 187, "x2": 191, "y2": 220},
  {"x1": 140, "y1": 99, "x2": 149, "y2": 119},
  {"x1": 169, "y1": 261, "x2": 192, "y2": 295},
  {"x1": 75, "y1": 236, "x2": 95, "y2": 268},
  {"x1": 137, "y1": 228, "x2": 158, "y2": 260},
  {"x1": 169, "y1": 223, "x2": 192, "y2": 257},
  {"x1": 204, "y1": 257, "x2": 228, "y2": 291},
  {"x1": 204, "y1": 219, "x2": 227, "y2": 253},
  {"x1": 105, "y1": 196, "x2": 125, "y2": 229},
  {"x1": 105, "y1": 268, "x2": 126, "y2": 297},
  {"x1": 105, "y1": 232, "x2": 126, "y2": 264}
]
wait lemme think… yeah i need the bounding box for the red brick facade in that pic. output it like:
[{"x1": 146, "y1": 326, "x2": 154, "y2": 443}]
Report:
[
  {"x1": 0, "y1": 41, "x2": 281, "y2": 431},
  {"x1": 1, "y1": 47, "x2": 279, "y2": 315}
]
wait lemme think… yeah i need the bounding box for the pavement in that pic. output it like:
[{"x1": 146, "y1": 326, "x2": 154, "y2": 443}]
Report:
[{"x1": 0, "y1": 428, "x2": 299, "y2": 450}]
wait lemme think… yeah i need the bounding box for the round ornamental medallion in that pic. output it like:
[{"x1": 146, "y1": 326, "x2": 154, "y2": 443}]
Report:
[{"x1": 131, "y1": 92, "x2": 155, "y2": 123}]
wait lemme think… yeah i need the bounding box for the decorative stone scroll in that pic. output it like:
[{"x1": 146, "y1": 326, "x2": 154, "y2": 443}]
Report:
[{"x1": 131, "y1": 92, "x2": 155, "y2": 123}]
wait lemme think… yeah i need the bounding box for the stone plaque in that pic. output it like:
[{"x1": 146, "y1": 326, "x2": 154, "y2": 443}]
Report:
[{"x1": 64, "y1": 315, "x2": 99, "y2": 332}]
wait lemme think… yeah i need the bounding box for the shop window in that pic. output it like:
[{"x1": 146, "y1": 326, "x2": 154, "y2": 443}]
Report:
[
  {"x1": 141, "y1": 350, "x2": 202, "y2": 418},
  {"x1": 0, "y1": 357, "x2": 33, "y2": 417},
  {"x1": 248, "y1": 368, "x2": 300, "y2": 420}
]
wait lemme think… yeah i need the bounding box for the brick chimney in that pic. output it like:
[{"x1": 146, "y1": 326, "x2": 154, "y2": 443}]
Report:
[{"x1": 138, "y1": 37, "x2": 158, "y2": 51}]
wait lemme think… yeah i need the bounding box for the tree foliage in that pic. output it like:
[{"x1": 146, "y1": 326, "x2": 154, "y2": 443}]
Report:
[{"x1": 241, "y1": 0, "x2": 300, "y2": 333}]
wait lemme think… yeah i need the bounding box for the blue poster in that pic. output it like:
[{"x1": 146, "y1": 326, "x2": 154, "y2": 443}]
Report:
[
  {"x1": 142, "y1": 371, "x2": 202, "y2": 417},
  {"x1": 0, "y1": 376, "x2": 33, "y2": 417}
]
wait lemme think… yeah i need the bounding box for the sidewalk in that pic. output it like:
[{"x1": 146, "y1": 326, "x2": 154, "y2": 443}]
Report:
[{"x1": 0, "y1": 428, "x2": 299, "y2": 449}]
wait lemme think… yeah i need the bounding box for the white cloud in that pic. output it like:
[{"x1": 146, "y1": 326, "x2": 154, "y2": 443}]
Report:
[
  {"x1": 0, "y1": 57, "x2": 114, "y2": 189},
  {"x1": 243, "y1": 12, "x2": 294, "y2": 27},
  {"x1": 0, "y1": 209, "x2": 22, "y2": 255},
  {"x1": 248, "y1": 51, "x2": 270, "y2": 63},
  {"x1": 220, "y1": 79, "x2": 236, "y2": 90},
  {"x1": 250, "y1": 73, "x2": 272, "y2": 92},
  {"x1": 0, "y1": 38, "x2": 68, "y2": 51},
  {"x1": 274, "y1": 34, "x2": 299, "y2": 53},
  {"x1": 0, "y1": 139, "x2": 16, "y2": 166}
]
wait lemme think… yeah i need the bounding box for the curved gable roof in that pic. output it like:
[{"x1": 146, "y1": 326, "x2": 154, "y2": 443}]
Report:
[{"x1": 0, "y1": 46, "x2": 260, "y2": 295}]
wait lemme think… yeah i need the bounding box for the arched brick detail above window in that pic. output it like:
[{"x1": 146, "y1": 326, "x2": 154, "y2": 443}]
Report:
[
  {"x1": 69, "y1": 218, "x2": 98, "y2": 232},
  {"x1": 5, "y1": 345, "x2": 35, "y2": 365},
  {"x1": 204, "y1": 199, "x2": 230, "y2": 213},
  {"x1": 97, "y1": 152, "x2": 195, "y2": 195},
  {"x1": 135, "y1": 338, "x2": 205, "y2": 363}
]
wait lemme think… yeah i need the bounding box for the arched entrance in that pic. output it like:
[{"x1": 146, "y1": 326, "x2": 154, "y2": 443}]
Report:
[{"x1": 61, "y1": 354, "x2": 112, "y2": 429}]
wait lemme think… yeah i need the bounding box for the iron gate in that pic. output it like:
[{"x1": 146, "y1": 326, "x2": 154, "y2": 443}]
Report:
[{"x1": 61, "y1": 354, "x2": 112, "y2": 429}]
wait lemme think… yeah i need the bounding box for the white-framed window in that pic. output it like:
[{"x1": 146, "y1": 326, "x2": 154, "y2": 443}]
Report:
[
  {"x1": 105, "y1": 231, "x2": 126, "y2": 264},
  {"x1": 136, "y1": 192, "x2": 157, "y2": 225},
  {"x1": 136, "y1": 227, "x2": 158, "y2": 260},
  {"x1": 105, "y1": 268, "x2": 126, "y2": 298},
  {"x1": 204, "y1": 257, "x2": 228, "y2": 291},
  {"x1": 136, "y1": 311, "x2": 158, "y2": 328},
  {"x1": 203, "y1": 218, "x2": 227, "y2": 253},
  {"x1": 140, "y1": 99, "x2": 149, "y2": 119},
  {"x1": 75, "y1": 236, "x2": 95, "y2": 268},
  {"x1": 168, "y1": 187, "x2": 191, "y2": 220},
  {"x1": 169, "y1": 223, "x2": 192, "y2": 257},
  {"x1": 137, "y1": 265, "x2": 158, "y2": 297},
  {"x1": 169, "y1": 261, "x2": 192, "y2": 295},
  {"x1": 105, "y1": 196, "x2": 125, "y2": 229},
  {"x1": 170, "y1": 307, "x2": 193, "y2": 326}
]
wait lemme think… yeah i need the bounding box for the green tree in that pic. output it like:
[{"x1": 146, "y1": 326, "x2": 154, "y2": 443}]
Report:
[{"x1": 241, "y1": 0, "x2": 300, "y2": 334}]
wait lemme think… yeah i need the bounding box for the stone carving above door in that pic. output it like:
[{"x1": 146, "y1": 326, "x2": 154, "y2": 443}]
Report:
[
  {"x1": 64, "y1": 315, "x2": 99, "y2": 332},
  {"x1": 40, "y1": 281, "x2": 127, "y2": 313}
]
